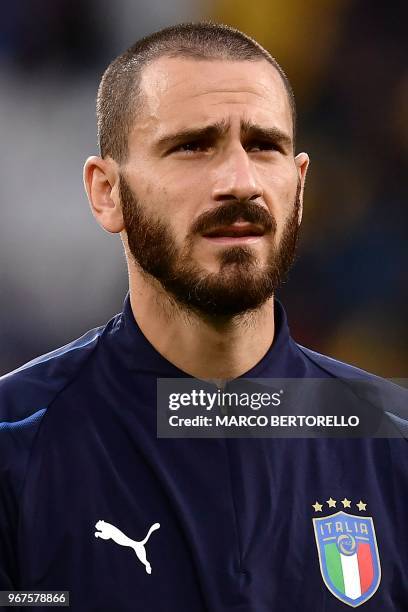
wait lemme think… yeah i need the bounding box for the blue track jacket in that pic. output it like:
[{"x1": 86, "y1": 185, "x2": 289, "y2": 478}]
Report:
[{"x1": 1, "y1": 295, "x2": 407, "y2": 611}]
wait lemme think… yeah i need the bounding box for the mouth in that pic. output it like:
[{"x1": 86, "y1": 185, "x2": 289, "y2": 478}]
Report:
[{"x1": 201, "y1": 221, "x2": 265, "y2": 244}]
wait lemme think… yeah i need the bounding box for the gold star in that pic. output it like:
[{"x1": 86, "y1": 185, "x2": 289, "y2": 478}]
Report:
[
  {"x1": 341, "y1": 498, "x2": 351, "y2": 508},
  {"x1": 312, "y1": 501, "x2": 323, "y2": 512},
  {"x1": 356, "y1": 500, "x2": 367, "y2": 511},
  {"x1": 326, "y1": 497, "x2": 337, "y2": 508}
]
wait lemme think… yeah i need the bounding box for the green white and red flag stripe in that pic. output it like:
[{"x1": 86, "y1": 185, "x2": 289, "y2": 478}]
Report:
[{"x1": 325, "y1": 541, "x2": 374, "y2": 599}]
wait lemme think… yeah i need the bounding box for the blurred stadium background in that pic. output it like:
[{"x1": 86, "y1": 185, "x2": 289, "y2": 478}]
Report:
[{"x1": 0, "y1": 0, "x2": 406, "y2": 377}]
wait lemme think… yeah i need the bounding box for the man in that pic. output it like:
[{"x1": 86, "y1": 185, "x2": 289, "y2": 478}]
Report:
[{"x1": 0, "y1": 23, "x2": 407, "y2": 611}]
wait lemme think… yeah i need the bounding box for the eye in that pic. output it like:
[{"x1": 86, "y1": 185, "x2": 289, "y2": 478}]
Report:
[
  {"x1": 247, "y1": 140, "x2": 280, "y2": 153},
  {"x1": 172, "y1": 141, "x2": 208, "y2": 154}
]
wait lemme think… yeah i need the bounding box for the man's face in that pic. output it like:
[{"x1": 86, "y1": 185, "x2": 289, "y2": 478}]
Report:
[{"x1": 120, "y1": 56, "x2": 306, "y2": 317}]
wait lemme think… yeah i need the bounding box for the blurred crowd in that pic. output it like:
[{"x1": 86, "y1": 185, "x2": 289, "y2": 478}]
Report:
[{"x1": 0, "y1": 0, "x2": 406, "y2": 376}]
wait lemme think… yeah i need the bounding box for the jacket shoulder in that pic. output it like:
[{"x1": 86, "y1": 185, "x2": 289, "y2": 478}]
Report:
[
  {"x1": 0, "y1": 314, "x2": 122, "y2": 588},
  {"x1": 297, "y1": 343, "x2": 408, "y2": 438},
  {"x1": 0, "y1": 324, "x2": 106, "y2": 423},
  {"x1": 296, "y1": 344, "x2": 381, "y2": 378},
  {"x1": 0, "y1": 322, "x2": 111, "y2": 501}
]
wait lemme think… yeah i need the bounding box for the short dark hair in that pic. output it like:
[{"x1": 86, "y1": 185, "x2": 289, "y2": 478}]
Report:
[{"x1": 96, "y1": 22, "x2": 296, "y2": 162}]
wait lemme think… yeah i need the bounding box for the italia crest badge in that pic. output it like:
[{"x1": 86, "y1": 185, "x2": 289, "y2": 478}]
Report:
[{"x1": 312, "y1": 498, "x2": 381, "y2": 607}]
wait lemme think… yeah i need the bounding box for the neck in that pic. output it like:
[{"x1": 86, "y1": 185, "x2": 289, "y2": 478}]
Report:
[{"x1": 128, "y1": 267, "x2": 275, "y2": 380}]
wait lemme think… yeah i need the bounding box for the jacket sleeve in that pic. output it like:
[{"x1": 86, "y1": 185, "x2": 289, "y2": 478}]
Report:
[
  {"x1": 0, "y1": 403, "x2": 47, "y2": 588},
  {"x1": 0, "y1": 447, "x2": 19, "y2": 589}
]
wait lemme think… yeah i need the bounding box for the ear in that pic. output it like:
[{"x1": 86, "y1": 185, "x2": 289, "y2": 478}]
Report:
[
  {"x1": 294, "y1": 152, "x2": 310, "y2": 225},
  {"x1": 83, "y1": 156, "x2": 124, "y2": 233}
]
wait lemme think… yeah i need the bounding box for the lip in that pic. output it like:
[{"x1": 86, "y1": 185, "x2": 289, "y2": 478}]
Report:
[
  {"x1": 201, "y1": 221, "x2": 265, "y2": 244},
  {"x1": 203, "y1": 235, "x2": 264, "y2": 245}
]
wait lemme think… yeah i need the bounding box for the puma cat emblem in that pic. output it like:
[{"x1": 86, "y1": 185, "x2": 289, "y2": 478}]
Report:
[{"x1": 94, "y1": 520, "x2": 160, "y2": 574}]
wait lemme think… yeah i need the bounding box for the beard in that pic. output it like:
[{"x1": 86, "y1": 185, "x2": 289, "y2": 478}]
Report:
[{"x1": 120, "y1": 174, "x2": 301, "y2": 317}]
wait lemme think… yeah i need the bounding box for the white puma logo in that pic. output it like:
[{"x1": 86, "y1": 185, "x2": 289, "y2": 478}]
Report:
[{"x1": 94, "y1": 520, "x2": 160, "y2": 574}]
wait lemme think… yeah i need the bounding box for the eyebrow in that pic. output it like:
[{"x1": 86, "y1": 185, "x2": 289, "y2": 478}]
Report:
[
  {"x1": 154, "y1": 119, "x2": 293, "y2": 153},
  {"x1": 241, "y1": 120, "x2": 293, "y2": 150},
  {"x1": 154, "y1": 120, "x2": 230, "y2": 153}
]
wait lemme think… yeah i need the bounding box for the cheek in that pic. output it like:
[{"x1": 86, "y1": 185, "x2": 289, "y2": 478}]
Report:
[
  {"x1": 260, "y1": 171, "x2": 299, "y2": 237},
  {"x1": 157, "y1": 181, "x2": 207, "y2": 236},
  {"x1": 145, "y1": 183, "x2": 196, "y2": 245},
  {"x1": 266, "y1": 179, "x2": 298, "y2": 221}
]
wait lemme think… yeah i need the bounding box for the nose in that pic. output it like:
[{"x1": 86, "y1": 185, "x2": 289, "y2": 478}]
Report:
[{"x1": 212, "y1": 145, "x2": 263, "y2": 203}]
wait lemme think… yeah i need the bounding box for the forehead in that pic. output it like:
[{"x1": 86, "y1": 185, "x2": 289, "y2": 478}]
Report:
[{"x1": 134, "y1": 56, "x2": 292, "y2": 139}]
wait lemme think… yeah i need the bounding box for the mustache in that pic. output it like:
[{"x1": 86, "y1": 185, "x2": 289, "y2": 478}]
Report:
[{"x1": 190, "y1": 200, "x2": 276, "y2": 235}]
